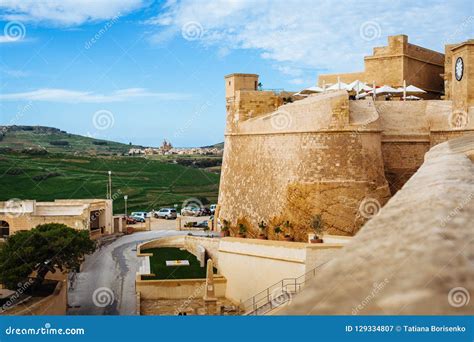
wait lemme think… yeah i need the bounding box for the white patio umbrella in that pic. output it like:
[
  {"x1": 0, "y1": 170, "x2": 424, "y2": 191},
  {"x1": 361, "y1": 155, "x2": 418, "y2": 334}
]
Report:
[
  {"x1": 404, "y1": 95, "x2": 421, "y2": 100},
  {"x1": 355, "y1": 92, "x2": 370, "y2": 99},
  {"x1": 327, "y1": 81, "x2": 349, "y2": 91},
  {"x1": 293, "y1": 86, "x2": 324, "y2": 97},
  {"x1": 406, "y1": 85, "x2": 426, "y2": 93},
  {"x1": 374, "y1": 85, "x2": 401, "y2": 95},
  {"x1": 397, "y1": 85, "x2": 426, "y2": 94},
  {"x1": 347, "y1": 80, "x2": 372, "y2": 93}
]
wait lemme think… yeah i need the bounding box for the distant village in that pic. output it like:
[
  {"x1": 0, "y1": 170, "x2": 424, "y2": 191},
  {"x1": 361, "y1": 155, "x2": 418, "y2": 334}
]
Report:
[{"x1": 128, "y1": 139, "x2": 223, "y2": 156}]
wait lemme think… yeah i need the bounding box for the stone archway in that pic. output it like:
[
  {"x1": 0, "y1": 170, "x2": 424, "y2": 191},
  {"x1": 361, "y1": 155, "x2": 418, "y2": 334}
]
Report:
[{"x1": 0, "y1": 220, "x2": 9, "y2": 238}]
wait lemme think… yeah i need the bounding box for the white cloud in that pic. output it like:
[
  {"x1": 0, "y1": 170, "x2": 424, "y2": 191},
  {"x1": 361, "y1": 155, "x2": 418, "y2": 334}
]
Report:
[
  {"x1": 0, "y1": 88, "x2": 190, "y2": 103},
  {"x1": 0, "y1": 0, "x2": 146, "y2": 26},
  {"x1": 147, "y1": 0, "x2": 473, "y2": 75}
]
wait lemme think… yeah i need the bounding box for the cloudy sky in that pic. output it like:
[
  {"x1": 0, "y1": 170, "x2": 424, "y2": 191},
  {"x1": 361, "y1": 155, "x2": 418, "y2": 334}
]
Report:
[{"x1": 0, "y1": 0, "x2": 472, "y2": 147}]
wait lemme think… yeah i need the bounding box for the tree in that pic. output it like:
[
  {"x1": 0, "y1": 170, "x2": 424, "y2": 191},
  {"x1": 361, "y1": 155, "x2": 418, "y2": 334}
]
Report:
[{"x1": 0, "y1": 223, "x2": 96, "y2": 290}]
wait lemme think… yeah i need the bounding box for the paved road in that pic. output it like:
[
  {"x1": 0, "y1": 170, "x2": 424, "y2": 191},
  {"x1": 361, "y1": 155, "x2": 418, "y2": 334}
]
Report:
[{"x1": 68, "y1": 230, "x2": 191, "y2": 315}]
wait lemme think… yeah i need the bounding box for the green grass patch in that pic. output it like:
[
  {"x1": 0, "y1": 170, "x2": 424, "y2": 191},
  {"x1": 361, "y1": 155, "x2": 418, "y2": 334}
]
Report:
[{"x1": 142, "y1": 247, "x2": 215, "y2": 280}]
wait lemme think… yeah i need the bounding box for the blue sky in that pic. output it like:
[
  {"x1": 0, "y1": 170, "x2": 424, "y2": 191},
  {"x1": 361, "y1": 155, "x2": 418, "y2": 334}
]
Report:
[{"x1": 0, "y1": 0, "x2": 472, "y2": 147}]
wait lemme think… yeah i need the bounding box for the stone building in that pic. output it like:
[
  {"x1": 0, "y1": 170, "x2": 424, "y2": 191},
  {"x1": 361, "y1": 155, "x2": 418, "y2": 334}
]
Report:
[
  {"x1": 318, "y1": 34, "x2": 445, "y2": 98},
  {"x1": 217, "y1": 35, "x2": 474, "y2": 239},
  {"x1": 0, "y1": 199, "x2": 113, "y2": 240}
]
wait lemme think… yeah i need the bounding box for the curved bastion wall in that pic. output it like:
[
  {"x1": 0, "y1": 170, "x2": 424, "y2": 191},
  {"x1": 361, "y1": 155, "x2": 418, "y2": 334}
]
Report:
[
  {"x1": 280, "y1": 134, "x2": 474, "y2": 315},
  {"x1": 218, "y1": 91, "x2": 391, "y2": 237}
]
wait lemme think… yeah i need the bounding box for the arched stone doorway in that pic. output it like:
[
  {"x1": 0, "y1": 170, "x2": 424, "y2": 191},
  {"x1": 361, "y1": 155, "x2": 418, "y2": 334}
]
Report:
[{"x1": 0, "y1": 220, "x2": 10, "y2": 238}]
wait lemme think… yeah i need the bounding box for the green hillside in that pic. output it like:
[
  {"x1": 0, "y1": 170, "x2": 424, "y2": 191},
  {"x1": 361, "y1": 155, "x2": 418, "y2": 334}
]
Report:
[
  {"x1": 0, "y1": 151, "x2": 219, "y2": 214},
  {"x1": 0, "y1": 125, "x2": 141, "y2": 155}
]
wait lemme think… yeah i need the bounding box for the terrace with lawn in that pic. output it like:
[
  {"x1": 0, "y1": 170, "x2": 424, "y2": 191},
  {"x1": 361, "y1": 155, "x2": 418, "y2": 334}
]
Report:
[{"x1": 141, "y1": 247, "x2": 216, "y2": 280}]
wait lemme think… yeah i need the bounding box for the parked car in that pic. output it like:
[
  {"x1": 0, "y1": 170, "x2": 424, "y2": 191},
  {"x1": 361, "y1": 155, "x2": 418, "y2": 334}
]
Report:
[
  {"x1": 181, "y1": 206, "x2": 201, "y2": 216},
  {"x1": 195, "y1": 220, "x2": 208, "y2": 228},
  {"x1": 154, "y1": 208, "x2": 177, "y2": 219},
  {"x1": 131, "y1": 211, "x2": 149, "y2": 218},
  {"x1": 198, "y1": 207, "x2": 211, "y2": 216},
  {"x1": 125, "y1": 216, "x2": 137, "y2": 224},
  {"x1": 210, "y1": 204, "x2": 217, "y2": 214},
  {"x1": 130, "y1": 212, "x2": 146, "y2": 222}
]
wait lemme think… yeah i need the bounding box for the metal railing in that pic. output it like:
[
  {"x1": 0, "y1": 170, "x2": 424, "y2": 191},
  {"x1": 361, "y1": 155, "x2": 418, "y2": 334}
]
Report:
[{"x1": 239, "y1": 262, "x2": 328, "y2": 315}]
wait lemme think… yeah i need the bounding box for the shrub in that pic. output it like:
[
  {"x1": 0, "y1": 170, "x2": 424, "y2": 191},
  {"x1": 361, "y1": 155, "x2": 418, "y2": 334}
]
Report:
[
  {"x1": 49, "y1": 140, "x2": 69, "y2": 146},
  {"x1": 0, "y1": 223, "x2": 96, "y2": 290},
  {"x1": 32, "y1": 172, "x2": 62, "y2": 181}
]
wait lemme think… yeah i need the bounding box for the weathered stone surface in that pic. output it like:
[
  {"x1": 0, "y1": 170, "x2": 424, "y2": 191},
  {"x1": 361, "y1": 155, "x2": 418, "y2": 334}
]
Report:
[{"x1": 281, "y1": 135, "x2": 474, "y2": 315}]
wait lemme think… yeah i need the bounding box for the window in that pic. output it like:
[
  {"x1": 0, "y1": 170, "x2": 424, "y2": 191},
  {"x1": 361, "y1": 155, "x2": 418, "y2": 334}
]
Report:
[{"x1": 0, "y1": 221, "x2": 9, "y2": 238}]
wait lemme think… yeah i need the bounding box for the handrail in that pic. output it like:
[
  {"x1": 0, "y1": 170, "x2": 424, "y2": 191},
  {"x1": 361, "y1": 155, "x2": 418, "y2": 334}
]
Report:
[{"x1": 239, "y1": 261, "x2": 328, "y2": 315}]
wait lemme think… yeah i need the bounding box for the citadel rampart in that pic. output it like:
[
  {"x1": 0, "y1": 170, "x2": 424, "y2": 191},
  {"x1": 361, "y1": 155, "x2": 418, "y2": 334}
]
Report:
[
  {"x1": 281, "y1": 135, "x2": 474, "y2": 315},
  {"x1": 218, "y1": 36, "x2": 474, "y2": 240},
  {"x1": 318, "y1": 35, "x2": 445, "y2": 97}
]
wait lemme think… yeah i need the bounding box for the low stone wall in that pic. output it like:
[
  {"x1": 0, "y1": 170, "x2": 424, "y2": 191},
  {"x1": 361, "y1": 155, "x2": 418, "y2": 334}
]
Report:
[
  {"x1": 217, "y1": 237, "x2": 345, "y2": 303},
  {"x1": 184, "y1": 236, "x2": 220, "y2": 268},
  {"x1": 137, "y1": 275, "x2": 227, "y2": 300},
  {"x1": 2, "y1": 280, "x2": 67, "y2": 315},
  {"x1": 137, "y1": 235, "x2": 185, "y2": 254},
  {"x1": 136, "y1": 235, "x2": 346, "y2": 306},
  {"x1": 136, "y1": 235, "x2": 227, "y2": 301}
]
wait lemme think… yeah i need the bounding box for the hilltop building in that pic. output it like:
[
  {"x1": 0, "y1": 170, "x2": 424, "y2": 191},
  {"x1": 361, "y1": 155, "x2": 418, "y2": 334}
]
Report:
[{"x1": 217, "y1": 35, "x2": 474, "y2": 239}]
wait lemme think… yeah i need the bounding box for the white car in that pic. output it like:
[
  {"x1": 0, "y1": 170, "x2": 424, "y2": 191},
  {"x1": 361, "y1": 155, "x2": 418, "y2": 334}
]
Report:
[
  {"x1": 154, "y1": 208, "x2": 177, "y2": 219},
  {"x1": 130, "y1": 212, "x2": 147, "y2": 222}
]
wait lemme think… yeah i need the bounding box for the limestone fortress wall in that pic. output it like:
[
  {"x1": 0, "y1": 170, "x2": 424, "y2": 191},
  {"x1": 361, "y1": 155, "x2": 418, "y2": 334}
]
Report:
[{"x1": 217, "y1": 36, "x2": 474, "y2": 239}]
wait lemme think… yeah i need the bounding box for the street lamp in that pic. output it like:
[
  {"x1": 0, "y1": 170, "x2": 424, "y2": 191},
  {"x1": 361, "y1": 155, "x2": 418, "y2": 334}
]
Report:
[{"x1": 124, "y1": 195, "x2": 128, "y2": 217}]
